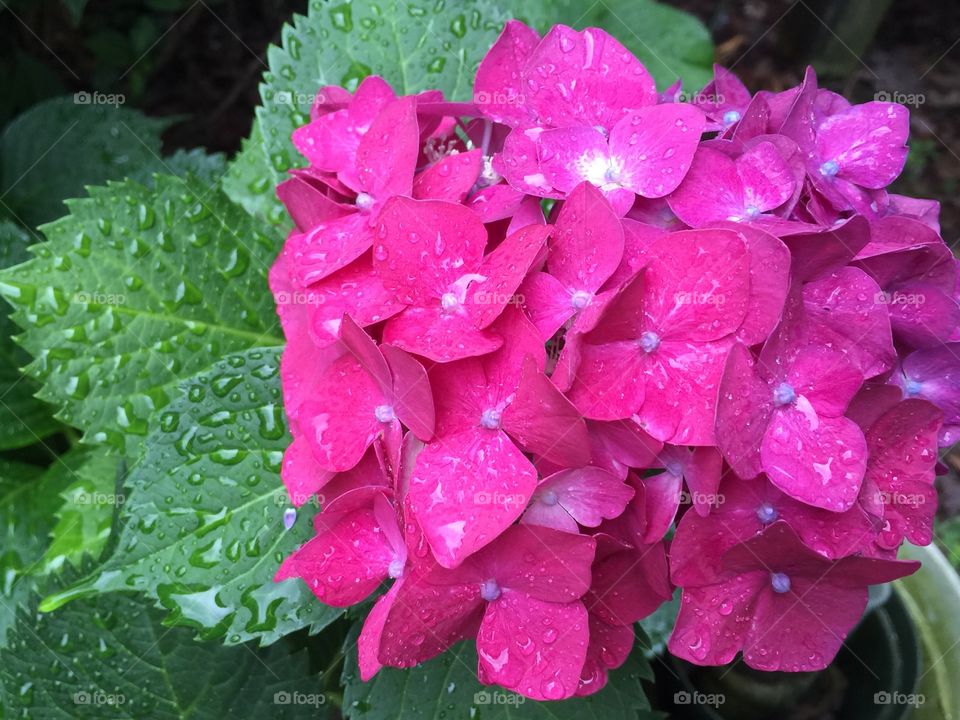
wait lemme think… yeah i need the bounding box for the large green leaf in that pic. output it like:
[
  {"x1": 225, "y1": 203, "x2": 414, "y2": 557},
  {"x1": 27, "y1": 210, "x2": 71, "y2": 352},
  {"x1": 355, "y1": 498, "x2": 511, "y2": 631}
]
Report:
[
  {"x1": 41, "y1": 348, "x2": 341, "y2": 646},
  {"x1": 256, "y1": 0, "x2": 553, "y2": 178},
  {"x1": 342, "y1": 631, "x2": 657, "y2": 719},
  {"x1": 564, "y1": 0, "x2": 714, "y2": 91},
  {"x1": 1, "y1": 584, "x2": 330, "y2": 719},
  {"x1": 39, "y1": 448, "x2": 120, "y2": 575},
  {"x1": 222, "y1": 120, "x2": 289, "y2": 227},
  {"x1": 0, "y1": 455, "x2": 76, "y2": 648},
  {"x1": 0, "y1": 220, "x2": 59, "y2": 449},
  {"x1": 0, "y1": 96, "x2": 169, "y2": 226},
  {"x1": 0, "y1": 174, "x2": 284, "y2": 456}
]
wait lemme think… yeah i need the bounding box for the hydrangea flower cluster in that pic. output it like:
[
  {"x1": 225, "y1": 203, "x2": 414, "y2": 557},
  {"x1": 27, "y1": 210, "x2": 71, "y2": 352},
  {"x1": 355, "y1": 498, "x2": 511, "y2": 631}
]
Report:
[{"x1": 270, "y1": 21, "x2": 958, "y2": 701}]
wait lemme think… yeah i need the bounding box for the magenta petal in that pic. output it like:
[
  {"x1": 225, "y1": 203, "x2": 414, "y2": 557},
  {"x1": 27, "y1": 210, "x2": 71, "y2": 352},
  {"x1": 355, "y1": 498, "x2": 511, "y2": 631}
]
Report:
[
  {"x1": 761, "y1": 406, "x2": 866, "y2": 511},
  {"x1": 474, "y1": 20, "x2": 540, "y2": 126},
  {"x1": 900, "y1": 343, "x2": 960, "y2": 423},
  {"x1": 669, "y1": 574, "x2": 763, "y2": 666},
  {"x1": 467, "y1": 223, "x2": 550, "y2": 329},
  {"x1": 612, "y1": 103, "x2": 705, "y2": 198},
  {"x1": 477, "y1": 594, "x2": 589, "y2": 701},
  {"x1": 549, "y1": 182, "x2": 624, "y2": 292},
  {"x1": 525, "y1": 25, "x2": 656, "y2": 131},
  {"x1": 524, "y1": 468, "x2": 633, "y2": 532},
  {"x1": 716, "y1": 343, "x2": 772, "y2": 480},
  {"x1": 666, "y1": 146, "x2": 743, "y2": 226},
  {"x1": 382, "y1": 344, "x2": 435, "y2": 441},
  {"x1": 577, "y1": 619, "x2": 634, "y2": 697},
  {"x1": 815, "y1": 102, "x2": 909, "y2": 189},
  {"x1": 274, "y1": 506, "x2": 393, "y2": 606},
  {"x1": 537, "y1": 125, "x2": 611, "y2": 194},
  {"x1": 685, "y1": 447, "x2": 725, "y2": 517},
  {"x1": 374, "y1": 196, "x2": 487, "y2": 304},
  {"x1": 287, "y1": 212, "x2": 373, "y2": 285},
  {"x1": 276, "y1": 176, "x2": 353, "y2": 231},
  {"x1": 413, "y1": 149, "x2": 483, "y2": 202},
  {"x1": 722, "y1": 224, "x2": 791, "y2": 345},
  {"x1": 518, "y1": 272, "x2": 575, "y2": 340},
  {"x1": 339, "y1": 315, "x2": 392, "y2": 393},
  {"x1": 358, "y1": 581, "x2": 400, "y2": 680},
  {"x1": 282, "y1": 434, "x2": 335, "y2": 506},
  {"x1": 736, "y1": 141, "x2": 795, "y2": 212},
  {"x1": 568, "y1": 341, "x2": 646, "y2": 420},
  {"x1": 587, "y1": 540, "x2": 672, "y2": 624},
  {"x1": 383, "y1": 305, "x2": 503, "y2": 363},
  {"x1": 503, "y1": 356, "x2": 591, "y2": 466},
  {"x1": 409, "y1": 428, "x2": 537, "y2": 568},
  {"x1": 354, "y1": 96, "x2": 419, "y2": 198},
  {"x1": 782, "y1": 216, "x2": 870, "y2": 282}
]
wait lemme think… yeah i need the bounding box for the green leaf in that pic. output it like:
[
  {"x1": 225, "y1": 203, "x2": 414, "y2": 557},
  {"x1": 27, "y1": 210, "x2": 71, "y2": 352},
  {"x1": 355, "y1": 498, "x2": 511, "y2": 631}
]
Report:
[
  {"x1": 39, "y1": 448, "x2": 120, "y2": 575},
  {"x1": 0, "y1": 220, "x2": 59, "y2": 450},
  {"x1": 137, "y1": 148, "x2": 230, "y2": 190},
  {"x1": 342, "y1": 632, "x2": 656, "y2": 719},
  {"x1": 561, "y1": 0, "x2": 714, "y2": 91},
  {"x1": 637, "y1": 590, "x2": 679, "y2": 659},
  {"x1": 42, "y1": 348, "x2": 341, "y2": 646},
  {"x1": 0, "y1": 96, "x2": 169, "y2": 226},
  {"x1": 256, "y1": 0, "x2": 554, "y2": 178},
  {"x1": 0, "y1": 455, "x2": 76, "y2": 648},
  {"x1": 1, "y1": 582, "x2": 331, "y2": 719},
  {"x1": 223, "y1": 120, "x2": 289, "y2": 226},
  {"x1": 0, "y1": 174, "x2": 284, "y2": 456}
]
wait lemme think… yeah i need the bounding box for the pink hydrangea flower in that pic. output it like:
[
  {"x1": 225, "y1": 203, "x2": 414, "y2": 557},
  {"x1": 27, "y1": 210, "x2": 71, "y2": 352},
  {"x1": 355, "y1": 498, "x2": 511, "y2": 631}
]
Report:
[{"x1": 267, "y1": 29, "x2": 955, "y2": 701}]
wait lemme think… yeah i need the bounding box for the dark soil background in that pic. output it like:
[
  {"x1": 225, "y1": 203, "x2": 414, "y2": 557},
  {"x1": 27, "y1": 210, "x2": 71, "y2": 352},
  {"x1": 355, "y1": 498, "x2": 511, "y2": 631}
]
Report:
[{"x1": 2, "y1": 0, "x2": 959, "y2": 507}]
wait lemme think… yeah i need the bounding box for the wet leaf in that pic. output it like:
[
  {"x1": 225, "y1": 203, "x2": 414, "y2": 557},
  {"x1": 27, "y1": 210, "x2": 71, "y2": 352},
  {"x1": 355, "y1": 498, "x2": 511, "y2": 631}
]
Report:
[
  {"x1": 42, "y1": 348, "x2": 341, "y2": 646},
  {"x1": 1, "y1": 575, "x2": 330, "y2": 719},
  {"x1": 341, "y1": 627, "x2": 657, "y2": 719},
  {"x1": 0, "y1": 174, "x2": 284, "y2": 457}
]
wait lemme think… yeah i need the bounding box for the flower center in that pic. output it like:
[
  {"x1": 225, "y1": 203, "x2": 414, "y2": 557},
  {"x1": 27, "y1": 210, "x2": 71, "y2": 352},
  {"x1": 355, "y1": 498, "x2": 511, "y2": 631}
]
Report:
[
  {"x1": 904, "y1": 378, "x2": 922, "y2": 397},
  {"x1": 819, "y1": 160, "x2": 840, "y2": 178},
  {"x1": 539, "y1": 490, "x2": 559, "y2": 506},
  {"x1": 773, "y1": 382, "x2": 796, "y2": 406},
  {"x1": 355, "y1": 192, "x2": 375, "y2": 211},
  {"x1": 440, "y1": 292, "x2": 460, "y2": 312},
  {"x1": 722, "y1": 110, "x2": 741, "y2": 125},
  {"x1": 756, "y1": 502, "x2": 778, "y2": 524},
  {"x1": 639, "y1": 331, "x2": 661, "y2": 353},
  {"x1": 771, "y1": 572, "x2": 791, "y2": 594},
  {"x1": 480, "y1": 408, "x2": 502, "y2": 430},
  {"x1": 571, "y1": 290, "x2": 593, "y2": 310},
  {"x1": 375, "y1": 405, "x2": 396, "y2": 423},
  {"x1": 388, "y1": 557, "x2": 405, "y2": 579},
  {"x1": 480, "y1": 578, "x2": 501, "y2": 601},
  {"x1": 744, "y1": 204, "x2": 760, "y2": 220}
]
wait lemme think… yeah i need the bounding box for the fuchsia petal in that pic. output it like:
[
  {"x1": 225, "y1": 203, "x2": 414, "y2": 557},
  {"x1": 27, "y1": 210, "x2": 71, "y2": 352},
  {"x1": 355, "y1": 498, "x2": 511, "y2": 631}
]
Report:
[
  {"x1": 383, "y1": 305, "x2": 503, "y2": 363},
  {"x1": 477, "y1": 594, "x2": 589, "y2": 701},
  {"x1": 666, "y1": 146, "x2": 744, "y2": 226},
  {"x1": 374, "y1": 196, "x2": 487, "y2": 304},
  {"x1": 408, "y1": 428, "x2": 537, "y2": 568},
  {"x1": 723, "y1": 224, "x2": 791, "y2": 345},
  {"x1": 608, "y1": 104, "x2": 704, "y2": 199},
  {"x1": 518, "y1": 271, "x2": 576, "y2": 340},
  {"x1": 352, "y1": 96, "x2": 419, "y2": 198},
  {"x1": 815, "y1": 102, "x2": 909, "y2": 189},
  {"x1": 899, "y1": 343, "x2": 960, "y2": 424},
  {"x1": 737, "y1": 141, "x2": 795, "y2": 211},
  {"x1": 301, "y1": 354, "x2": 394, "y2": 472},
  {"x1": 761, "y1": 405, "x2": 866, "y2": 511},
  {"x1": 523, "y1": 467, "x2": 634, "y2": 532},
  {"x1": 282, "y1": 434, "x2": 335, "y2": 506},
  {"x1": 382, "y1": 344, "x2": 436, "y2": 441},
  {"x1": 577, "y1": 619, "x2": 634, "y2": 697},
  {"x1": 358, "y1": 582, "x2": 400, "y2": 680},
  {"x1": 466, "y1": 223, "x2": 550, "y2": 329},
  {"x1": 287, "y1": 212, "x2": 374, "y2": 285},
  {"x1": 276, "y1": 176, "x2": 353, "y2": 231},
  {"x1": 413, "y1": 149, "x2": 483, "y2": 202},
  {"x1": 716, "y1": 343, "x2": 774, "y2": 479},
  {"x1": 502, "y1": 356, "x2": 591, "y2": 466},
  {"x1": 524, "y1": 25, "x2": 656, "y2": 131},
  {"x1": 474, "y1": 20, "x2": 540, "y2": 126},
  {"x1": 548, "y1": 182, "x2": 624, "y2": 293},
  {"x1": 274, "y1": 505, "x2": 393, "y2": 606},
  {"x1": 781, "y1": 216, "x2": 870, "y2": 282},
  {"x1": 537, "y1": 125, "x2": 611, "y2": 194}
]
